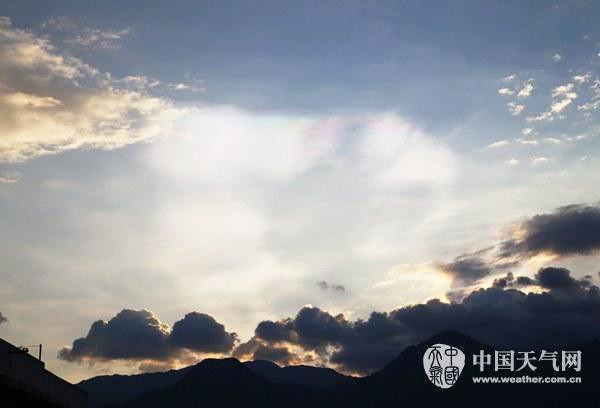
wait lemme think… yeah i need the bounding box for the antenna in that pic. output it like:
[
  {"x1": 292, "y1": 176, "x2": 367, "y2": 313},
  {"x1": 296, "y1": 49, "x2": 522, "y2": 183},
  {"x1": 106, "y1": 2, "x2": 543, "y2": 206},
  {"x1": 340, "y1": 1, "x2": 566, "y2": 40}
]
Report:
[{"x1": 24, "y1": 344, "x2": 43, "y2": 361}]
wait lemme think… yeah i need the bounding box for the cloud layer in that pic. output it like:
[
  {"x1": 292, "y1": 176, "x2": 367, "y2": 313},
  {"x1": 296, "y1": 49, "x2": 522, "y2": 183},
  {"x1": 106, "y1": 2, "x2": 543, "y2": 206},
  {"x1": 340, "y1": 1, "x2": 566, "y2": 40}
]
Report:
[{"x1": 233, "y1": 266, "x2": 600, "y2": 374}]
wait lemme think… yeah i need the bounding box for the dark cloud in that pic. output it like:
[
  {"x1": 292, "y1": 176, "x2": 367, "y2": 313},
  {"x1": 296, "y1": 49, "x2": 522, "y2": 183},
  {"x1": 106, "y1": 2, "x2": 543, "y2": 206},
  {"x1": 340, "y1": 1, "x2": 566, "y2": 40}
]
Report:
[
  {"x1": 58, "y1": 309, "x2": 236, "y2": 364},
  {"x1": 170, "y1": 312, "x2": 237, "y2": 353},
  {"x1": 500, "y1": 204, "x2": 600, "y2": 258},
  {"x1": 317, "y1": 281, "x2": 346, "y2": 294},
  {"x1": 492, "y1": 267, "x2": 591, "y2": 293},
  {"x1": 492, "y1": 272, "x2": 536, "y2": 289},
  {"x1": 58, "y1": 309, "x2": 171, "y2": 362},
  {"x1": 0, "y1": 311, "x2": 7, "y2": 325},
  {"x1": 439, "y1": 255, "x2": 492, "y2": 285},
  {"x1": 232, "y1": 337, "x2": 301, "y2": 367},
  {"x1": 253, "y1": 344, "x2": 297, "y2": 366},
  {"x1": 535, "y1": 267, "x2": 586, "y2": 292},
  {"x1": 236, "y1": 266, "x2": 600, "y2": 374},
  {"x1": 441, "y1": 204, "x2": 600, "y2": 290}
]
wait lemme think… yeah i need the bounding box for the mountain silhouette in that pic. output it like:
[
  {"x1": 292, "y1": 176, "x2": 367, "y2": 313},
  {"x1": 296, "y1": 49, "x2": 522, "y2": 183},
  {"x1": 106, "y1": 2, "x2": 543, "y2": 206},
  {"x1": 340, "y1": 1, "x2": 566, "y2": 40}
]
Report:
[
  {"x1": 244, "y1": 360, "x2": 353, "y2": 387},
  {"x1": 79, "y1": 359, "x2": 352, "y2": 407},
  {"x1": 79, "y1": 330, "x2": 600, "y2": 408},
  {"x1": 78, "y1": 366, "x2": 191, "y2": 408}
]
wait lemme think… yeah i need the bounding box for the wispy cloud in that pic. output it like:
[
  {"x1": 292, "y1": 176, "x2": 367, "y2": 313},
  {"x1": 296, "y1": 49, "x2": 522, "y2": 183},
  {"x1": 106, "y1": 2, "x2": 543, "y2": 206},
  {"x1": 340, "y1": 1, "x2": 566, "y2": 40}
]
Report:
[
  {"x1": 0, "y1": 17, "x2": 186, "y2": 162},
  {"x1": 0, "y1": 171, "x2": 21, "y2": 184},
  {"x1": 527, "y1": 83, "x2": 577, "y2": 122},
  {"x1": 43, "y1": 15, "x2": 130, "y2": 50},
  {"x1": 65, "y1": 27, "x2": 131, "y2": 49},
  {"x1": 507, "y1": 102, "x2": 525, "y2": 115},
  {"x1": 531, "y1": 156, "x2": 549, "y2": 164},
  {"x1": 487, "y1": 140, "x2": 509, "y2": 148},
  {"x1": 517, "y1": 80, "x2": 534, "y2": 99}
]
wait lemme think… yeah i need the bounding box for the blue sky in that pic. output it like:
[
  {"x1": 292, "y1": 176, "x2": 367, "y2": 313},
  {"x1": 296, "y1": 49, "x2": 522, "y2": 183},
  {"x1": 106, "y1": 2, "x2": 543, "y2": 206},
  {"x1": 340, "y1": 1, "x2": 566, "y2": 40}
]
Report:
[{"x1": 0, "y1": 1, "x2": 599, "y2": 380}]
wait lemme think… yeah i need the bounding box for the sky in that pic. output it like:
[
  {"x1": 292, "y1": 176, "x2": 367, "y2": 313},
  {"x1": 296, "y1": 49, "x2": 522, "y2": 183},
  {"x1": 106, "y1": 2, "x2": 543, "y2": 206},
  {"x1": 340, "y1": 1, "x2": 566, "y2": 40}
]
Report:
[{"x1": 0, "y1": 0, "x2": 600, "y2": 382}]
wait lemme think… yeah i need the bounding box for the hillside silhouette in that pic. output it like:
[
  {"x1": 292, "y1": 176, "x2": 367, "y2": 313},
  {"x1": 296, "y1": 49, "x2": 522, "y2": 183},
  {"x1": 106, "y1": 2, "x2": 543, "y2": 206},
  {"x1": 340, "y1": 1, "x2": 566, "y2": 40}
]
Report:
[{"x1": 79, "y1": 330, "x2": 600, "y2": 407}]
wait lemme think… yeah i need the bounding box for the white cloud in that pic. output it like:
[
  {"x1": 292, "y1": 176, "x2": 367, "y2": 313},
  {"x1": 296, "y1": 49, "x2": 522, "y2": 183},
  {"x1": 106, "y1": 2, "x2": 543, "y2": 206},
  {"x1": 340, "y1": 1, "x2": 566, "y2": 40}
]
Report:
[
  {"x1": 542, "y1": 137, "x2": 561, "y2": 145},
  {"x1": 516, "y1": 138, "x2": 538, "y2": 146},
  {"x1": 168, "y1": 82, "x2": 203, "y2": 92},
  {"x1": 531, "y1": 156, "x2": 549, "y2": 164},
  {"x1": 1, "y1": 92, "x2": 62, "y2": 108},
  {"x1": 497, "y1": 88, "x2": 514, "y2": 96},
  {"x1": 0, "y1": 171, "x2": 21, "y2": 184},
  {"x1": 487, "y1": 140, "x2": 509, "y2": 148},
  {"x1": 578, "y1": 79, "x2": 600, "y2": 111},
  {"x1": 572, "y1": 73, "x2": 590, "y2": 84},
  {"x1": 521, "y1": 127, "x2": 534, "y2": 136},
  {"x1": 41, "y1": 16, "x2": 76, "y2": 31},
  {"x1": 65, "y1": 27, "x2": 131, "y2": 50},
  {"x1": 507, "y1": 102, "x2": 525, "y2": 115},
  {"x1": 527, "y1": 83, "x2": 577, "y2": 122},
  {"x1": 356, "y1": 114, "x2": 456, "y2": 187},
  {"x1": 552, "y1": 53, "x2": 562, "y2": 62},
  {"x1": 0, "y1": 17, "x2": 186, "y2": 163},
  {"x1": 504, "y1": 158, "x2": 519, "y2": 166},
  {"x1": 517, "y1": 80, "x2": 534, "y2": 99},
  {"x1": 502, "y1": 74, "x2": 516, "y2": 82}
]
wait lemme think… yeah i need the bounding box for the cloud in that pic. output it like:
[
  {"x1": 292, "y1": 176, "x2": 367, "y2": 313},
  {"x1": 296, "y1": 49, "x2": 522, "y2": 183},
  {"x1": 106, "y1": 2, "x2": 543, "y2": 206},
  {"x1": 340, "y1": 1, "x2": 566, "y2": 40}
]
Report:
[
  {"x1": 497, "y1": 88, "x2": 514, "y2": 96},
  {"x1": 0, "y1": 312, "x2": 7, "y2": 325},
  {"x1": 58, "y1": 309, "x2": 172, "y2": 362},
  {"x1": 65, "y1": 27, "x2": 131, "y2": 50},
  {"x1": 493, "y1": 268, "x2": 591, "y2": 294},
  {"x1": 169, "y1": 312, "x2": 238, "y2": 353},
  {"x1": 438, "y1": 255, "x2": 492, "y2": 286},
  {"x1": 167, "y1": 82, "x2": 203, "y2": 92},
  {"x1": 531, "y1": 156, "x2": 549, "y2": 164},
  {"x1": 486, "y1": 140, "x2": 509, "y2": 148},
  {"x1": 502, "y1": 74, "x2": 516, "y2": 82},
  {"x1": 504, "y1": 158, "x2": 519, "y2": 166},
  {"x1": 517, "y1": 80, "x2": 534, "y2": 99},
  {"x1": 317, "y1": 281, "x2": 346, "y2": 294},
  {"x1": 521, "y1": 127, "x2": 533, "y2": 136},
  {"x1": 60, "y1": 272, "x2": 600, "y2": 375},
  {"x1": 499, "y1": 204, "x2": 600, "y2": 259},
  {"x1": 58, "y1": 309, "x2": 237, "y2": 365},
  {"x1": 41, "y1": 16, "x2": 76, "y2": 31},
  {"x1": 516, "y1": 138, "x2": 538, "y2": 146},
  {"x1": 234, "y1": 268, "x2": 600, "y2": 374},
  {"x1": 507, "y1": 102, "x2": 525, "y2": 115},
  {"x1": 527, "y1": 83, "x2": 577, "y2": 122},
  {"x1": 42, "y1": 16, "x2": 130, "y2": 50},
  {"x1": 552, "y1": 53, "x2": 562, "y2": 62},
  {"x1": 572, "y1": 73, "x2": 590, "y2": 84},
  {"x1": 0, "y1": 171, "x2": 21, "y2": 184},
  {"x1": 535, "y1": 266, "x2": 591, "y2": 293},
  {"x1": 578, "y1": 79, "x2": 600, "y2": 112},
  {"x1": 233, "y1": 338, "x2": 301, "y2": 366},
  {"x1": 252, "y1": 343, "x2": 298, "y2": 365},
  {"x1": 0, "y1": 16, "x2": 185, "y2": 163},
  {"x1": 542, "y1": 137, "x2": 561, "y2": 145}
]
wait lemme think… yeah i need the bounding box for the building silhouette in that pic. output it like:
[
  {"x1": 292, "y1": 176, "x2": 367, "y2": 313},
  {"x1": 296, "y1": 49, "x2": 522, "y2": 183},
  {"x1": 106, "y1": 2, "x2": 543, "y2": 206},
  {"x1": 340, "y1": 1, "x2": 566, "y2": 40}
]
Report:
[{"x1": 0, "y1": 338, "x2": 87, "y2": 407}]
